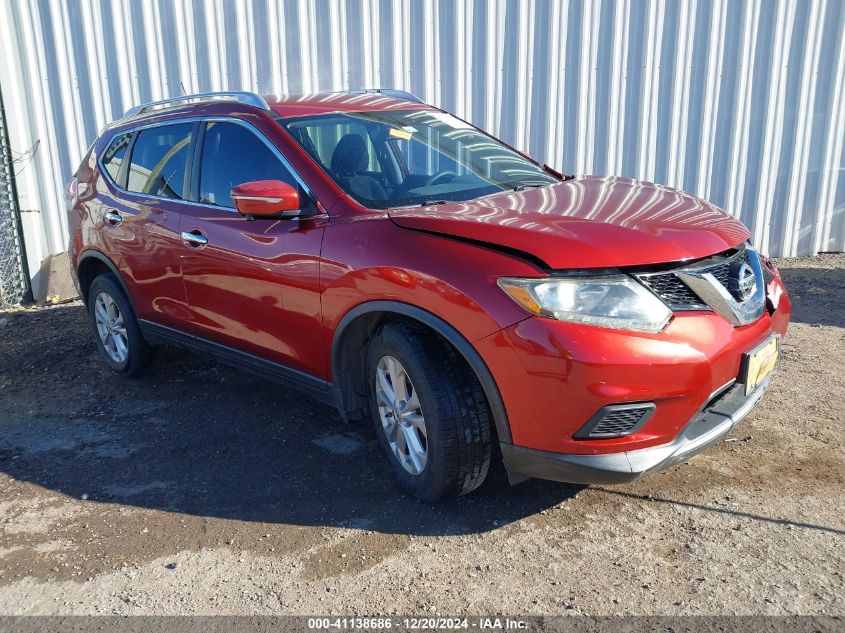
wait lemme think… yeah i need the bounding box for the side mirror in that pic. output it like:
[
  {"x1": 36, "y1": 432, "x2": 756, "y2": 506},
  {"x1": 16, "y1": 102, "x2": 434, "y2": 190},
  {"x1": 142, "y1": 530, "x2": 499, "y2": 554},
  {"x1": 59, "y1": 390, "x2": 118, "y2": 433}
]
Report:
[{"x1": 230, "y1": 180, "x2": 302, "y2": 218}]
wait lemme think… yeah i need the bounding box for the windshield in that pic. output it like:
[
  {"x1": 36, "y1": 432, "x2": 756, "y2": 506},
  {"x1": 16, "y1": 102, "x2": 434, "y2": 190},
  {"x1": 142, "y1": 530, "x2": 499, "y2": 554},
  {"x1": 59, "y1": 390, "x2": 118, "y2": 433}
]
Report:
[{"x1": 278, "y1": 109, "x2": 559, "y2": 209}]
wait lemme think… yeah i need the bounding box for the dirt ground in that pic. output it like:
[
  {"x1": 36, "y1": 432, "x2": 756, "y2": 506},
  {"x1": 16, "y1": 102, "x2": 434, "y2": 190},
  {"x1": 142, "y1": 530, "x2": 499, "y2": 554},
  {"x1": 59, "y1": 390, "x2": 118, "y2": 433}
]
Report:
[{"x1": 0, "y1": 255, "x2": 842, "y2": 616}]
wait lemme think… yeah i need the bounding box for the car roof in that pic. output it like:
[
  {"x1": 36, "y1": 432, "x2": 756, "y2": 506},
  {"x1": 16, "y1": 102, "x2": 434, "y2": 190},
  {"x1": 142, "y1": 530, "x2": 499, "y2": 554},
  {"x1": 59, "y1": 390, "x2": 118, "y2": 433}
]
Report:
[
  {"x1": 266, "y1": 91, "x2": 433, "y2": 118},
  {"x1": 103, "y1": 90, "x2": 433, "y2": 137}
]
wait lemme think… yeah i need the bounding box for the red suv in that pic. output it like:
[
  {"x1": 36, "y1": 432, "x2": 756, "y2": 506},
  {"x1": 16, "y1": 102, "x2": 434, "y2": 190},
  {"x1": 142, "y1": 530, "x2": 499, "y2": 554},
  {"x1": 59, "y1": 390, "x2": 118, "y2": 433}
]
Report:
[{"x1": 67, "y1": 89, "x2": 791, "y2": 501}]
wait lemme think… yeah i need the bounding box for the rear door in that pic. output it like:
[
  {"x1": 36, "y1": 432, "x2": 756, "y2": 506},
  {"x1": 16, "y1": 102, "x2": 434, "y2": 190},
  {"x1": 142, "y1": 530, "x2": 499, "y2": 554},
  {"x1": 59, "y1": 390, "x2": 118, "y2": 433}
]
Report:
[
  {"x1": 177, "y1": 119, "x2": 327, "y2": 379},
  {"x1": 98, "y1": 122, "x2": 196, "y2": 327}
]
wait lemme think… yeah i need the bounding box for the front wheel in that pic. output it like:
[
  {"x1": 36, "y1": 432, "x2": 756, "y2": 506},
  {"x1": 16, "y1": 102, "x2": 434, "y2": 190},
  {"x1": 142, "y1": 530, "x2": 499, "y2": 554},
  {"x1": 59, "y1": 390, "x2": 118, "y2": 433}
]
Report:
[{"x1": 367, "y1": 322, "x2": 492, "y2": 502}]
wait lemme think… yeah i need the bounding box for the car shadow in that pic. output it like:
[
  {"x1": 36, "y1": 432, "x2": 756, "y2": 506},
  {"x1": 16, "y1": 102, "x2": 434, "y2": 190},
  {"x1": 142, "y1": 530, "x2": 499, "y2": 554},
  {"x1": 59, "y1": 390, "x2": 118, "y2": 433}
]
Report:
[
  {"x1": 0, "y1": 303, "x2": 581, "y2": 537},
  {"x1": 776, "y1": 264, "x2": 844, "y2": 328}
]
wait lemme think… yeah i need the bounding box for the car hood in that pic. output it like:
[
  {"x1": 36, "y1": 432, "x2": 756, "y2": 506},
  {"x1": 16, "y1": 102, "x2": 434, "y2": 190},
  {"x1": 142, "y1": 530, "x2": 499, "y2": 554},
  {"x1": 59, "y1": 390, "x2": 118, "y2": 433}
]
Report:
[{"x1": 388, "y1": 176, "x2": 750, "y2": 269}]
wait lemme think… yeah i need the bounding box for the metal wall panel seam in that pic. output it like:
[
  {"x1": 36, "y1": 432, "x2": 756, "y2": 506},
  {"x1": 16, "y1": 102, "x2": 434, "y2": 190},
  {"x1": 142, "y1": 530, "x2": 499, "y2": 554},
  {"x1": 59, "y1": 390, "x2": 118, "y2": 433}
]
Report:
[
  {"x1": 545, "y1": 0, "x2": 566, "y2": 170},
  {"x1": 666, "y1": 0, "x2": 695, "y2": 188},
  {"x1": 608, "y1": 0, "x2": 630, "y2": 177},
  {"x1": 577, "y1": 0, "x2": 599, "y2": 173},
  {"x1": 755, "y1": 0, "x2": 798, "y2": 250},
  {"x1": 699, "y1": 0, "x2": 727, "y2": 202},
  {"x1": 726, "y1": 0, "x2": 760, "y2": 221},
  {"x1": 80, "y1": 1, "x2": 107, "y2": 130},
  {"x1": 816, "y1": 8, "x2": 845, "y2": 253},
  {"x1": 639, "y1": 0, "x2": 664, "y2": 182},
  {"x1": 515, "y1": 0, "x2": 533, "y2": 153},
  {"x1": 783, "y1": 0, "x2": 825, "y2": 256}
]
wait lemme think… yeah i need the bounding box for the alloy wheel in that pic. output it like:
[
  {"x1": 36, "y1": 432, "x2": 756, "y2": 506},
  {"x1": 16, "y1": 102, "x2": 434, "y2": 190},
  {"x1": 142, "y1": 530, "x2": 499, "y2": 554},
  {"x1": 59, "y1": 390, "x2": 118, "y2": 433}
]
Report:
[
  {"x1": 374, "y1": 355, "x2": 428, "y2": 475},
  {"x1": 94, "y1": 292, "x2": 129, "y2": 364}
]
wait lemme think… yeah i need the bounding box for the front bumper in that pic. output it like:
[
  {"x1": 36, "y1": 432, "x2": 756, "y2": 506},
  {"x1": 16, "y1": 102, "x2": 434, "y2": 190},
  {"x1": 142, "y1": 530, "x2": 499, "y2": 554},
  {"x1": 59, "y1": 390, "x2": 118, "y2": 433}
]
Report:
[
  {"x1": 500, "y1": 375, "x2": 772, "y2": 485},
  {"x1": 474, "y1": 272, "x2": 791, "y2": 456}
]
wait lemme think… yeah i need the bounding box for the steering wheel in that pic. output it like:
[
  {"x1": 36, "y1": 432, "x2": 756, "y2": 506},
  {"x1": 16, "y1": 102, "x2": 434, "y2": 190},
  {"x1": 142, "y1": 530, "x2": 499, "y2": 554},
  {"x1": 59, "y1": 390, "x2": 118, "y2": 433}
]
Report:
[{"x1": 423, "y1": 170, "x2": 458, "y2": 187}]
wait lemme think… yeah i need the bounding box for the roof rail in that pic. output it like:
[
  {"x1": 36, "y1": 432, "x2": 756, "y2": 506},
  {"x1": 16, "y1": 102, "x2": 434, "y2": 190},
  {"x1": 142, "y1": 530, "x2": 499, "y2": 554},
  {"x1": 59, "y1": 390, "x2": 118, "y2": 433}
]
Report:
[
  {"x1": 349, "y1": 88, "x2": 424, "y2": 104},
  {"x1": 124, "y1": 91, "x2": 270, "y2": 118}
]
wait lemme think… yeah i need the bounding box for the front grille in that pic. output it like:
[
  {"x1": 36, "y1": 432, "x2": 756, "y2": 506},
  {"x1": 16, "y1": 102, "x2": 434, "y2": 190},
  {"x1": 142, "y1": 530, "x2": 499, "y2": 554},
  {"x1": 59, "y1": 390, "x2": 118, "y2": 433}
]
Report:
[
  {"x1": 575, "y1": 403, "x2": 656, "y2": 439},
  {"x1": 639, "y1": 273, "x2": 703, "y2": 308},
  {"x1": 636, "y1": 248, "x2": 749, "y2": 310}
]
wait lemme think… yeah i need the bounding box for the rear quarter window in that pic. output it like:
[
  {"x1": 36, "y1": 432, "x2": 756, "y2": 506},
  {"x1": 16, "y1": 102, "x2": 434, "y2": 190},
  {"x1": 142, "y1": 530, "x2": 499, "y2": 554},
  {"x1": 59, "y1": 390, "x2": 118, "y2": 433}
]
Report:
[{"x1": 101, "y1": 132, "x2": 132, "y2": 184}]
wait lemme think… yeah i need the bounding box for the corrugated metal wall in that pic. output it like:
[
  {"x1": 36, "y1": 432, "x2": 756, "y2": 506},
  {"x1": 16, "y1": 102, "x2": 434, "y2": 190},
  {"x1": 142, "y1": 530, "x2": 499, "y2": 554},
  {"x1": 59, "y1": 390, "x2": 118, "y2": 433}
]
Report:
[{"x1": 1, "y1": 0, "x2": 844, "y2": 294}]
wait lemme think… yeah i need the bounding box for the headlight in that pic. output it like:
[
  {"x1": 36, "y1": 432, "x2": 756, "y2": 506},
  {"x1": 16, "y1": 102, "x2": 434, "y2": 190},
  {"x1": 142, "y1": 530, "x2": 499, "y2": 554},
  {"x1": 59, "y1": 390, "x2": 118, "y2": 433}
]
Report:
[{"x1": 497, "y1": 275, "x2": 673, "y2": 333}]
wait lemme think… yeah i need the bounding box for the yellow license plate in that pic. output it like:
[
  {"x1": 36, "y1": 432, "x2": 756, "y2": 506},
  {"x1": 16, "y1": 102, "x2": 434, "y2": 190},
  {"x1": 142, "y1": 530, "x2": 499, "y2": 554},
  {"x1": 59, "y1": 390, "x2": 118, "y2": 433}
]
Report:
[{"x1": 743, "y1": 335, "x2": 779, "y2": 395}]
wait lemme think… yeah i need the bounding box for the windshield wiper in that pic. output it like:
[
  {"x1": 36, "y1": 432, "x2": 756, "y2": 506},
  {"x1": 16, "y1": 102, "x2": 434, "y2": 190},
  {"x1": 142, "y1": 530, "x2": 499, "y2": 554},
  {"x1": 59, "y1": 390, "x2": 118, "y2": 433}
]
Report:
[
  {"x1": 420, "y1": 199, "x2": 449, "y2": 207},
  {"x1": 508, "y1": 181, "x2": 552, "y2": 192}
]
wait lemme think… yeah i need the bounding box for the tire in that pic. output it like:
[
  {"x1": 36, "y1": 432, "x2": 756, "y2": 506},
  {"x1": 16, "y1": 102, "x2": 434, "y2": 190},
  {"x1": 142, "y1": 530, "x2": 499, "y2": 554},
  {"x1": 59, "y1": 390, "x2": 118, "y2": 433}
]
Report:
[
  {"x1": 366, "y1": 322, "x2": 492, "y2": 502},
  {"x1": 87, "y1": 273, "x2": 154, "y2": 377}
]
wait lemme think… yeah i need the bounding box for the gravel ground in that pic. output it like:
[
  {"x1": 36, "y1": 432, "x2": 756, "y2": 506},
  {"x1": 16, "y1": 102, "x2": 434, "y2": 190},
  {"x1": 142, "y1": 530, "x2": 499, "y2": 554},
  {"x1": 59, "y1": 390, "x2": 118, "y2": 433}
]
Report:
[{"x1": 0, "y1": 255, "x2": 842, "y2": 616}]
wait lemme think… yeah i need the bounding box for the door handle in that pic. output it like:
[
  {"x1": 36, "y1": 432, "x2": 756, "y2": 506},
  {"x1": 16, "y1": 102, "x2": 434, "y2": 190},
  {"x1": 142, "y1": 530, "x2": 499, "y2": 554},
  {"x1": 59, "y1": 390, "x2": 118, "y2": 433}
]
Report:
[
  {"x1": 181, "y1": 230, "x2": 208, "y2": 247},
  {"x1": 104, "y1": 210, "x2": 122, "y2": 225}
]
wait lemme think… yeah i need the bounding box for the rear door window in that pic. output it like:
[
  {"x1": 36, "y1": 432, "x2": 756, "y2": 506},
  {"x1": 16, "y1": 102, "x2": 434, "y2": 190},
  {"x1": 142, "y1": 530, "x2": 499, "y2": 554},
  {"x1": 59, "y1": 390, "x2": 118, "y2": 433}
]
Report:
[
  {"x1": 126, "y1": 123, "x2": 193, "y2": 199},
  {"x1": 198, "y1": 121, "x2": 298, "y2": 209}
]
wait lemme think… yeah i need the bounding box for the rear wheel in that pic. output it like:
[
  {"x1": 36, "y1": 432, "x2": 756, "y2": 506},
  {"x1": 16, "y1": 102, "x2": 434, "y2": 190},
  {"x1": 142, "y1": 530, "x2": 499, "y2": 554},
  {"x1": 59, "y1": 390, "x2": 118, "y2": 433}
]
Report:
[
  {"x1": 87, "y1": 273, "x2": 153, "y2": 377},
  {"x1": 367, "y1": 322, "x2": 492, "y2": 502}
]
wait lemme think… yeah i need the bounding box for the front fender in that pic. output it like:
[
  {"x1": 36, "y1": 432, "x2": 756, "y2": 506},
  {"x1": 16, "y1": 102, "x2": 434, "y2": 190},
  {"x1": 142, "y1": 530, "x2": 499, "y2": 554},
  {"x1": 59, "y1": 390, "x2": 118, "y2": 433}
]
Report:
[
  {"x1": 320, "y1": 217, "x2": 542, "y2": 347},
  {"x1": 320, "y1": 217, "x2": 544, "y2": 444},
  {"x1": 330, "y1": 299, "x2": 514, "y2": 444}
]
